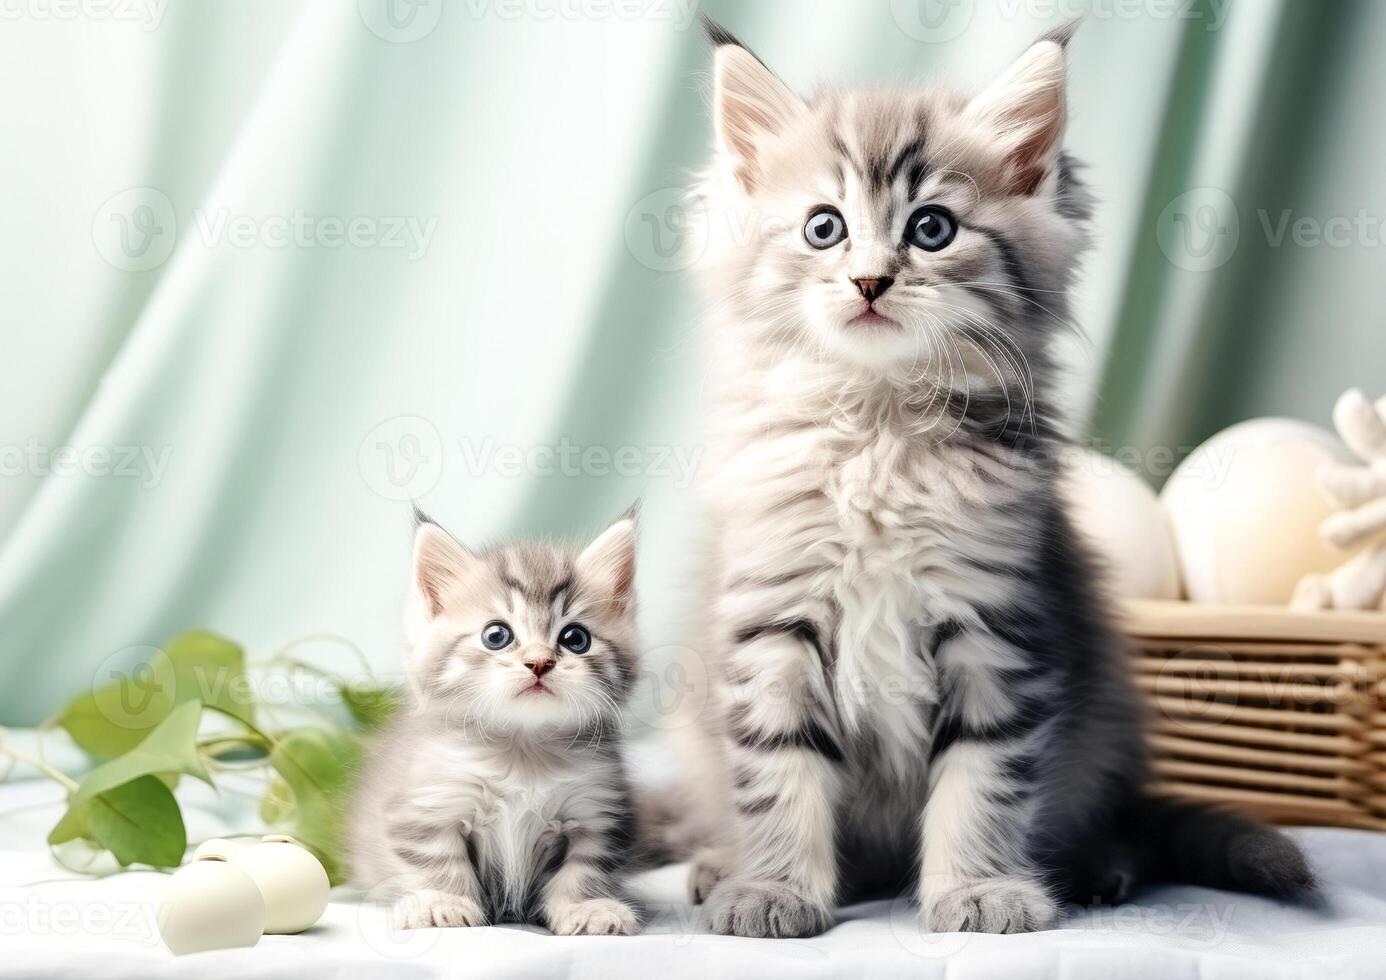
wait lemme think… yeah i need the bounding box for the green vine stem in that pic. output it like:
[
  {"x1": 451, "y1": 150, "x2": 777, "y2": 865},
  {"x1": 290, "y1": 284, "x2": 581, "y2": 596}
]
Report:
[
  {"x1": 0, "y1": 728, "x2": 79, "y2": 795},
  {"x1": 200, "y1": 703, "x2": 280, "y2": 750},
  {"x1": 260, "y1": 632, "x2": 378, "y2": 685}
]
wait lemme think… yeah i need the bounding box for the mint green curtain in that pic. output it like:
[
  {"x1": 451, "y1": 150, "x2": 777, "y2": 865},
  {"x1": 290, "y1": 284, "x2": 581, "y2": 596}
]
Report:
[
  {"x1": 1, "y1": 0, "x2": 1381, "y2": 723},
  {"x1": 1092, "y1": 0, "x2": 1386, "y2": 455}
]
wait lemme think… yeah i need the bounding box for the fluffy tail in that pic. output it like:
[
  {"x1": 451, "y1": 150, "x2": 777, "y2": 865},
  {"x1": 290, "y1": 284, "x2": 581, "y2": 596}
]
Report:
[{"x1": 1132, "y1": 796, "x2": 1320, "y2": 903}]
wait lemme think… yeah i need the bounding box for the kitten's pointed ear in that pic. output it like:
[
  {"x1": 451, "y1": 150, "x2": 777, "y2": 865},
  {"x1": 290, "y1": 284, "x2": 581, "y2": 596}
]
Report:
[
  {"x1": 576, "y1": 504, "x2": 638, "y2": 611},
  {"x1": 704, "y1": 16, "x2": 805, "y2": 193},
  {"x1": 411, "y1": 514, "x2": 480, "y2": 619},
  {"x1": 965, "y1": 26, "x2": 1073, "y2": 195}
]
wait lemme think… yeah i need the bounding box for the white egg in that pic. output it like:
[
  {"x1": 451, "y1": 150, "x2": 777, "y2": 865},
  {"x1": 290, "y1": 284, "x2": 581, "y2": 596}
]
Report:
[
  {"x1": 1062, "y1": 449, "x2": 1183, "y2": 600},
  {"x1": 1161, "y1": 418, "x2": 1355, "y2": 604},
  {"x1": 160, "y1": 857, "x2": 265, "y2": 956},
  {"x1": 232, "y1": 836, "x2": 330, "y2": 934}
]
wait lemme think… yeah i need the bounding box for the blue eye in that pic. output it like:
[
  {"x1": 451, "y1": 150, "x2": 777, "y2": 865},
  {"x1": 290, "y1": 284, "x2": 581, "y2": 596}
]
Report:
[
  {"x1": 804, "y1": 207, "x2": 847, "y2": 249},
  {"x1": 481, "y1": 622, "x2": 513, "y2": 650},
  {"x1": 905, "y1": 205, "x2": 957, "y2": 252},
  {"x1": 558, "y1": 624, "x2": 591, "y2": 654}
]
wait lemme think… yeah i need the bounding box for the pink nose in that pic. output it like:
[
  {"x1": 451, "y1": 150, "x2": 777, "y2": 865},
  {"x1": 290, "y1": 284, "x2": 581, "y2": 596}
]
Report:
[
  {"x1": 524, "y1": 657, "x2": 554, "y2": 678},
  {"x1": 853, "y1": 276, "x2": 894, "y2": 303}
]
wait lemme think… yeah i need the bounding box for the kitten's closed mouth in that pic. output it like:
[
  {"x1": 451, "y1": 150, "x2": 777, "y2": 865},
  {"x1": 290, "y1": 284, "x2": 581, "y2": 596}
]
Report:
[
  {"x1": 848, "y1": 309, "x2": 899, "y2": 329},
  {"x1": 520, "y1": 681, "x2": 552, "y2": 696}
]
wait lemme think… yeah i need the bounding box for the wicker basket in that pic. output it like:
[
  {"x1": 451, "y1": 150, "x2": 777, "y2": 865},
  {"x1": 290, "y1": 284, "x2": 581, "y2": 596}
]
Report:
[{"x1": 1121, "y1": 599, "x2": 1386, "y2": 830}]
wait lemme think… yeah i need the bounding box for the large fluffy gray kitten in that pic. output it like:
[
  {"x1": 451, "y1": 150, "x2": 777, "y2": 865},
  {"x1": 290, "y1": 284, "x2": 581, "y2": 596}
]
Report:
[
  {"x1": 675, "y1": 19, "x2": 1316, "y2": 938},
  {"x1": 348, "y1": 511, "x2": 642, "y2": 935}
]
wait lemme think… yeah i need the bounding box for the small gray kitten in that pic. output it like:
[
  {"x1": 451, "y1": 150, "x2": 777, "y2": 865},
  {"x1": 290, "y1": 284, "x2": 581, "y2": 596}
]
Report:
[
  {"x1": 672, "y1": 18, "x2": 1316, "y2": 939},
  {"x1": 348, "y1": 510, "x2": 642, "y2": 935}
]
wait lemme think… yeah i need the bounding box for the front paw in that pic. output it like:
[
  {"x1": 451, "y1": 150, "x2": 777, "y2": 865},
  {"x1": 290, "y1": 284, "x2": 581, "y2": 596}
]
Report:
[
  {"x1": 547, "y1": 897, "x2": 640, "y2": 936},
  {"x1": 925, "y1": 877, "x2": 1058, "y2": 935},
  {"x1": 689, "y1": 846, "x2": 730, "y2": 904},
  {"x1": 704, "y1": 879, "x2": 831, "y2": 938},
  {"x1": 392, "y1": 889, "x2": 488, "y2": 930}
]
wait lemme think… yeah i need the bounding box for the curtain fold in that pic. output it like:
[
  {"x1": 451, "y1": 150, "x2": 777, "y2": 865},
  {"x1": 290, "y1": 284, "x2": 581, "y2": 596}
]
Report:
[
  {"x1": 1091, "y1": 0, "x2": 1386, "y2": 469},
  {"x1": 1, "y1": 1, "x2": 1382, "y2": 723}
]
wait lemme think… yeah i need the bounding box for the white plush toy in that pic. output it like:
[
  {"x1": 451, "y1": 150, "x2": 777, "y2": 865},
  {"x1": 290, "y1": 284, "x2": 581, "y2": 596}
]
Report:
[{"x1": 1293, "y1": 389, "x2": 1386, "y2": 611}]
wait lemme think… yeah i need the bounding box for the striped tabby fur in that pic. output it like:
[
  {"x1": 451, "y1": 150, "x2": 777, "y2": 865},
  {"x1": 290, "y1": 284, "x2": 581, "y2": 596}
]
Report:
[
  {"x1": 675, "y1": 18, "x2": 1317, "y2": 938},
  {"x1": 348, "y1": 510, "x2": 642, "y2": 935}
]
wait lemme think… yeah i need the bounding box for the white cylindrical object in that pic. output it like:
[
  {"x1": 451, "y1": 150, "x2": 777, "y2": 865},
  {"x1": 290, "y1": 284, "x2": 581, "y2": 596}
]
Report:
[
  {"x1": 231, "y1": 835, "x2": 331, "y2": 935},
  {"x1": 160, "y1": 855, "x2": 265, "y2": 955}
]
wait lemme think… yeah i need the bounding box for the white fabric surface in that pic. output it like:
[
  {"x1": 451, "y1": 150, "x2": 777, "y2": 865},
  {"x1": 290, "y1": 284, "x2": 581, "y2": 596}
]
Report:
[{"x1": 2, "y1": 772, "x2": 1385, "y2": 979}]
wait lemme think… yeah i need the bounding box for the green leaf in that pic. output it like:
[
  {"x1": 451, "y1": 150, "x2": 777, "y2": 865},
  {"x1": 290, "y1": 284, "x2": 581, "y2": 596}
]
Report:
[
  {"x1": 47, "y1": 799, "x2": 90, "y2": 846},
  {"x1": 259, "y1": 776, "x2": 294, "y2": 824},
  {"x1": 85, "y1": 776, "x2": 186, "y2": 867},
  {"x1": 268, "y1": 727, "x2": 360, "y2": 809},
  {"x1": 342, "y1": 684, "x2": 403, "y2": 729},
  {"x1": 48, "y1": 701, "x2": 210, "y2": 862},
  {"x1": 165, "y1": 631, "x2": 255, "y2": 727},
  {"x1": 57, "y1": 630, "x2": 253, "y2": 759},
  {"x1": 266, "y1": 727, "x2": 362, "y2": 884},
  {"x1": 71, "y1": 700, "x2": 211, "y2": 806},
  {"x1": 58, "y1": 661, "x2": 177, "y2": 758}
]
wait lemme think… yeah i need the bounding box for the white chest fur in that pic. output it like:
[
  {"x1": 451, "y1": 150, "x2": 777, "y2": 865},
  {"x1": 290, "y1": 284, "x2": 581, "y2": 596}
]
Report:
[
  {"x1": 820, "y1": 430, "x2": 945, "y2": 753},
  {"x1": 710, "y1": 392, "x2": 1034, "y2": 772}
]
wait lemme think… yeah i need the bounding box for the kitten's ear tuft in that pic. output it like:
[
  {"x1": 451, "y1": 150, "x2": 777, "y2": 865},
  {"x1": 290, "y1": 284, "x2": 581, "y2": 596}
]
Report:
[
  {"x1": 576, "y1": 510, "x2": 638, "y2": 611},
  {"x1": 966, "y1": 34, "x2": 1069, "y2": 195},
  {"x1": 412, "y1": 521, "x2": 479, "y2": 619},
  {"x1": 699, "y1": 11, "x2": 745, "y2": 50},
  {"x1": 1041, "y1": 16, "x2": 1082, "y2": 48},
  {"x1": 708, "y1": 23, "x2": 804, "y2": 193}
]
